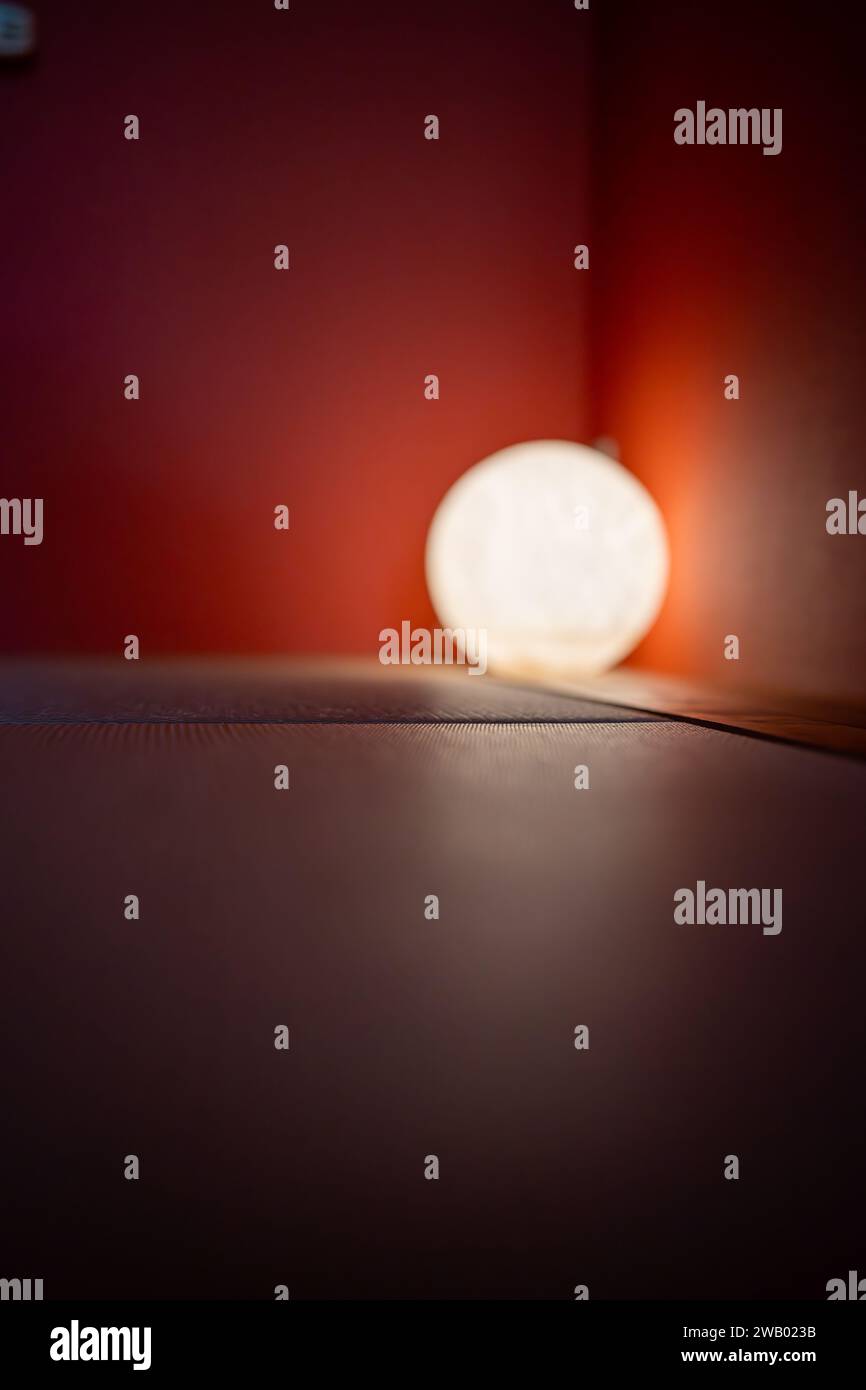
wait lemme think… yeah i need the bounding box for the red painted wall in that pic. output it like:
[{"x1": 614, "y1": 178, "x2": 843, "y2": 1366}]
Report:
[
  {"x1": 5, "y1": 1, "x2": 864, "y2": 703},
  {"x1": 591, "y1": 0, "x2": 866, "y2": 700},
  {"x1": 1, "y1": 0, "x2": 591, "y2": 655}
]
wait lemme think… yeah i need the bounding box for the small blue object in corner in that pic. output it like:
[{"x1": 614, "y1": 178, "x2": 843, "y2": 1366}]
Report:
[{"x1": 0, "y1": 3, "x2": 36, "y2": 59}]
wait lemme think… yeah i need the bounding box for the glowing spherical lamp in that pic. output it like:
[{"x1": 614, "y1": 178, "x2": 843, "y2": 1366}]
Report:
[{"x1": 425, "y1": 439, "x2": 669, "y2": 678}]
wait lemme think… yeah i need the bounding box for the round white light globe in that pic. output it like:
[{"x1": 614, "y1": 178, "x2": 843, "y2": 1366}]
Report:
[{"x1": 425, "y1": 439, "x2": 669, "y2": 677}]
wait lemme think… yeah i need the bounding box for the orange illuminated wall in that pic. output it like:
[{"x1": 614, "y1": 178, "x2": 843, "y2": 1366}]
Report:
[{"x1": 590, "y1": 0, "x2": 866, "y2": 700}]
